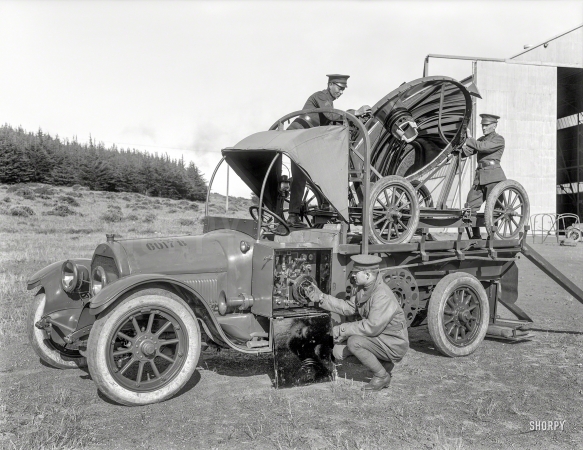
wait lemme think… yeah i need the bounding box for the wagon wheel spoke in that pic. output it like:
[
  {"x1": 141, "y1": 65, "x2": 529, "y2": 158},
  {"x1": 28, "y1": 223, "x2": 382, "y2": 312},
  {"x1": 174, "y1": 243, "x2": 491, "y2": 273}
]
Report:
[
  {"x1": 119, "y1": 357, "x2": 136, "y2": 375},
  {"x1": 374, "y1": 216, "x2": 386, "y2": 226},
  {"x1": 136, "y1": 361, "x2": 145, "y2": 383},
  {"x1": 155, "y1": 320, "x2": 172, "y2": 337},
  {"x1": 397, "y1": 218, "x2": 408, "y2": 230},
  {"x1": 443, "y1": 315, "x2": 454, "y2": 324},
  {"x1": 117, "y1": 331, "x2": 134, "y2": 342},
  {"x1": 158, "y1": 352, "x2": 175, "y2": 363},
  {"x1": 509, "y1": 192, "x2": 519, "y2": 209},
  {"x1": 132, "y1": 317, "x2": 141, "y2": 334},
  {"x1": 146, "y1": 312, "x2": 156, "y2": 334},
  {"x1": 379, "y1": 219, "x2": 390, "y2": 236},
  {"x1": 149, "y1": 360, "x2": 161, "y2": 378},
  {"x1": 392, "y1": 223, "x2": 401, "y2": 238},
  {"x1": 158, "y1": 338, "x2": 179, "y2": 346},
  {"x1": 113, "y1": 348, "x2": 132, "y2": 357},
  {"x1": 510, "y1": 216, "x2": 520, "y2": 228},
  {"x1": 383, "y1": 189, "x2": 391, "y2": 208}
]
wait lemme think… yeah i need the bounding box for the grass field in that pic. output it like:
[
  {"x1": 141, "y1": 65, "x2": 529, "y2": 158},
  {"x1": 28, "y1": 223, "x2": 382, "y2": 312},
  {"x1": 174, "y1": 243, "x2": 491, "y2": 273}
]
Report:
[{"x1": 1, "y1": 183, "x2": 582, "y2": 449}]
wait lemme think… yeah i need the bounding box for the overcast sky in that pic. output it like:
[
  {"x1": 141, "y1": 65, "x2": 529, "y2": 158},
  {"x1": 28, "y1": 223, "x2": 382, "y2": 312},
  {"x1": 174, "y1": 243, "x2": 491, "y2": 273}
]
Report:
[{"x1": 1, "y1": 1, "x2": 581, "y2": 197}]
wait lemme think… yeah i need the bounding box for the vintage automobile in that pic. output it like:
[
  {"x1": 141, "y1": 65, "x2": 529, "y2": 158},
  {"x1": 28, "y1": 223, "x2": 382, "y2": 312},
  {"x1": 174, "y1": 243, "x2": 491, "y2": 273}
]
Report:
[{"x1": 27, "y1": 76, "x2": 583, "y2": 406}]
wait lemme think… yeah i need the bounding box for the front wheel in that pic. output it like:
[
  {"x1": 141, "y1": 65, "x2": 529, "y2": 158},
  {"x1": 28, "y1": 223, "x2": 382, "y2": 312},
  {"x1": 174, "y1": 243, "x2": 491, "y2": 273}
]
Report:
[
  {"x1": 28, "y1": 292, "x2": 87, "y2": 369},
  {"x1": 87, "y1": 289, "x2": 201, "y2": 406},
  {"x1": 427, "y1": 273, "x2": 489, "y2": 357}
]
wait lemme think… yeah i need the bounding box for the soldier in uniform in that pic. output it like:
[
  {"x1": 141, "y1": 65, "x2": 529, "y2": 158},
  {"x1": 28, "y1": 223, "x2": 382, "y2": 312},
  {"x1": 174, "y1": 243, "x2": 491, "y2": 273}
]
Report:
[
  {"x1": 285, "y1": 74, "x2": 349, "y2": 227},
  {"x1": 307, "y1": 254, "x2": 409, "y2": 391},
  {"x1": 463, "y1": 114, "x2": 506, "y2": 239}
]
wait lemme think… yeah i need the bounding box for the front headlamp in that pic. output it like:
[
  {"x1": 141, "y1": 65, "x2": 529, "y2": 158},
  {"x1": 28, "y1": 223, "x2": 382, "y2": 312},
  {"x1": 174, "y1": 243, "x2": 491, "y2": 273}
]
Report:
[
  {"x1": 61, "y1": 260, "x2": 89, "y2": 293},
  {"x1": 91, "y1": 266, "x2": 107, "y2": 296}
]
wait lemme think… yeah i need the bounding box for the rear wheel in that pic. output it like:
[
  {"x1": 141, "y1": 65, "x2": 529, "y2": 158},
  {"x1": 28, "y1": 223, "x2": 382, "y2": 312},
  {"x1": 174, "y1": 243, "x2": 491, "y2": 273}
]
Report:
[
  {"x1": 485, "y1": 180, "x2": 529, "y2": 240},
  {"x1": 87, "y1": 289, "x2": 201, "y2": 406},
  {"x1": 427, "y1": 273, "x2": 489, "y2": 357},
  {"x1": 28, "y1": 292, "x2": 87, "y2": 369}
]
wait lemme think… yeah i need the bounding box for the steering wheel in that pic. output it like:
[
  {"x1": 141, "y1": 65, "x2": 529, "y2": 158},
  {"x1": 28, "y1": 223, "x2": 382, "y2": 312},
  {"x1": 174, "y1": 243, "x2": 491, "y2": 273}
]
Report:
[{"x1": 249, "y1": 206, "x2": 290, "y2": 236}]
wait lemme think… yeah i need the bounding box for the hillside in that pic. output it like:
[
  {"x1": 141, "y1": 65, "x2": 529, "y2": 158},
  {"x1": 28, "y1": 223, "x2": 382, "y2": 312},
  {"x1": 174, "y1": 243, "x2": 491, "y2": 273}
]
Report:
[{"x1": 0, "y1": 182, "x2": 252, "y2": 239}]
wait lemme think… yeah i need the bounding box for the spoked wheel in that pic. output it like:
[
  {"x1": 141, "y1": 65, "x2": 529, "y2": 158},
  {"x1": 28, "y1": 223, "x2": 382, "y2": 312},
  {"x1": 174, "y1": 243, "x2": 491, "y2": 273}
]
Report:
[
  {"x1": 87, "y1": 289, "x2": 201, "y2": 406},
  {"x1": 28, "y1": 292, "x2": 88, "y2": 369},
  {"x1": 485, "y1": 179, "x2": 530, "y2": 240},
  {"x1": 282, "y1": 185, "x2": 327, "y2": 228},
  {"x1": 428, "y1": 273, "x2": 489, "y2": 357},
  {"x1": 249, "y1": 206, "x2": 290, "y2": 236},
  {"x1": 368, "y1": 175, "x2": 420, "y2": 244}
]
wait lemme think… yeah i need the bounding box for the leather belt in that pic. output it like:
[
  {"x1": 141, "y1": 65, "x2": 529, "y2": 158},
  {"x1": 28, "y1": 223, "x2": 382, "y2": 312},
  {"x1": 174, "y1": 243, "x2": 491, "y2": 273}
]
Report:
[{"x1": 478, "y1": 160, "x2": 499, "y2": 169}]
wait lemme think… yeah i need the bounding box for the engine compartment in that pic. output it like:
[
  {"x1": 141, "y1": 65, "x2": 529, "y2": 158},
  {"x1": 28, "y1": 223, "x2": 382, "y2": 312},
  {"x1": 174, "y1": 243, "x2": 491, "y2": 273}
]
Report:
[{"x1": 272, "y1": 249, "x2": 331, "y2": 309}]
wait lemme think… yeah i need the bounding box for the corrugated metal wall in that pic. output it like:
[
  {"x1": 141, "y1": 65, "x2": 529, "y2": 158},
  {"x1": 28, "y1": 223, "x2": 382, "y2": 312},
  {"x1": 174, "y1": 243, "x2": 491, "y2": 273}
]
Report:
[{"x1": 474, "y1": 60, "x2": 557, "y2": 216}]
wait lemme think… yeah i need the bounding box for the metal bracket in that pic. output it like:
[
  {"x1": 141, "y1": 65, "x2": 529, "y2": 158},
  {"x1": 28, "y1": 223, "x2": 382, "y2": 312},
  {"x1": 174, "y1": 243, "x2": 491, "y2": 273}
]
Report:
[
  {"x1": 454, "y1": 238, "x2": 465, "y2": 260},
  {"x1": 487, "y1": 226, "x2": 498, "y2": 259},
  {"x1": 419, "y1": 228, "x2": 429, "y2": 262},
  {"x1": 461, "y1": 208, "x2": 473, "y2": 224}
]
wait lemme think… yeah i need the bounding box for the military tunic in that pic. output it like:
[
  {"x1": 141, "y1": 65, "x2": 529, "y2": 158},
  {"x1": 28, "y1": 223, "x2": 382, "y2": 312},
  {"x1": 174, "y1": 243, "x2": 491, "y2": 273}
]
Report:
[
  {"x1": 464, "y1": 131, "x2": 507, "y2": 211},
  {"x1": 320, "y1": 276, "x2": 409, "y2": 363},
  {"x1": 287, "y1": 89, "x2": 341, "y2": 130}
]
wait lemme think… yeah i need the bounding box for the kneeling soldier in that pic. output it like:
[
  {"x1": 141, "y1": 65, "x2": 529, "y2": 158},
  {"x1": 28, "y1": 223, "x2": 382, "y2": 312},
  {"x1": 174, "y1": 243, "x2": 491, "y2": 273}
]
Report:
[{"x1": 308, "y1": 254, "x2": 409, "y2": 390}]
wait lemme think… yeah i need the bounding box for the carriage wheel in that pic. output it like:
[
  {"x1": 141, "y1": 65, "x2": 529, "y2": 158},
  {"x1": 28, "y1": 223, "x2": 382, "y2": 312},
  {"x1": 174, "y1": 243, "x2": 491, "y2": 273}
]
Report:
[
  {"x1": 282, "y1": 185, "x2": 327, "y2": 228},
  {"x1": 368, "y1": 176, "x2": 420, "y2": 244},
  {"x1": 427, "y1": 273, "x2": 489, "y2": 357},
  {"x1": 484, "y1": 180, "x2": 530, "y2": 240}
]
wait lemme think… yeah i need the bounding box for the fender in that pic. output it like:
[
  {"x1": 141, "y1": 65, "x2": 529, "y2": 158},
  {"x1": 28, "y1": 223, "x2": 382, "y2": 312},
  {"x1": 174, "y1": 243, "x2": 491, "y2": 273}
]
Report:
[
  {"x1": 27, "y1": 258, "x2": 91, "y2": 315},
  {"x1": 89, "y1": 273, "x2": 266, "y2": 354}
]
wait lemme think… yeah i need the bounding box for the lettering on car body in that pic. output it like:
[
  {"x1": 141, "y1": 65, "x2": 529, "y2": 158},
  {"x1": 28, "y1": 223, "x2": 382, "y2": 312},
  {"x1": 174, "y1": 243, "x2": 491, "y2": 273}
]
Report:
[{"x1": 146, "y1": 240, "x2": 188, "y2": 251}]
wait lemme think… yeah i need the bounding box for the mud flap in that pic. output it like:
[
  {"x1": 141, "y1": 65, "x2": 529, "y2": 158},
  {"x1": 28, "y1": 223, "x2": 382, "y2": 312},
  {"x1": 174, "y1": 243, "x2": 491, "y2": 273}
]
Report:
[{"x1": 271, "y1": 309, "x2": 335, "y2": 388}]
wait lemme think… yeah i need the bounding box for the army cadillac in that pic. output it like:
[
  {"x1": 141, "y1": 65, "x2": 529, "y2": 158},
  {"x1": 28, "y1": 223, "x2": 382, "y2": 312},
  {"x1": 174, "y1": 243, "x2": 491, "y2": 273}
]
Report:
[{"x1": 27, "y1": 76, "x2": 583, "y2": 406}]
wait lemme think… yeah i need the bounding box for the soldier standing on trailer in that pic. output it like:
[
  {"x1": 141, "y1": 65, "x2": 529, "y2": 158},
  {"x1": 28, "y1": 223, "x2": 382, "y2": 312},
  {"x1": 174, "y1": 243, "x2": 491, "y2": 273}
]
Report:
[
  {"x1": 463, "y1": 114, "x2": 506, "y2": 239},
  {"x1": 285, "y1": 74, "x2": 349, "y2": 227},
  {"x1": 307, "y1": 254, "x2": 409, "y2": 391}
]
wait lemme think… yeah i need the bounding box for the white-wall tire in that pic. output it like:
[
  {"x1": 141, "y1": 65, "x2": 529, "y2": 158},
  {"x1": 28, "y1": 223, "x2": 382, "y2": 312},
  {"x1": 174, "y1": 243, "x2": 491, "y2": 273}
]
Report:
[
  {"x1": 427, "y1": 273, "x2": 489, "y2": 357},
  {"x1": 87, "y1": 289, "x2": 201, "y2": 406},
  {"x1": 28, "y1": 293, "x2": 88, "y2": 369}
]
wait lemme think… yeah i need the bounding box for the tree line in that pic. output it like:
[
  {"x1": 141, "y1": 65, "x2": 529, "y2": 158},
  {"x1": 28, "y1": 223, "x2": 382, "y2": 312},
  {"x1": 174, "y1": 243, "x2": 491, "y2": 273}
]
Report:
[{"x1": 0, "y1": 124, "x2": 207, "y2": 201}]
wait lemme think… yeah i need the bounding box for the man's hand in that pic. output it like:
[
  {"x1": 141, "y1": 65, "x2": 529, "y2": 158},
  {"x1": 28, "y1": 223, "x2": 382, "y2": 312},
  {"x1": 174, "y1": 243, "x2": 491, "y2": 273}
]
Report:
[
  {"x1": 466, "y1": 127, "x2": 472, "y2": 138},
  {"x1": 306, "y1": 282, "x2": 323, "y2": 303},
  {"x1": 332, "y1": 325, "x2": 346, "y2": 343}
]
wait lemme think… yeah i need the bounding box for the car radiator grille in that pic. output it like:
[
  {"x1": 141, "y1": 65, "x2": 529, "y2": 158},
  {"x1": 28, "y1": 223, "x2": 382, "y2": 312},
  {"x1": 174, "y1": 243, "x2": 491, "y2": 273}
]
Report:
[{"x1": 183, "y1": 277, "x2": 219, "y2": 307}]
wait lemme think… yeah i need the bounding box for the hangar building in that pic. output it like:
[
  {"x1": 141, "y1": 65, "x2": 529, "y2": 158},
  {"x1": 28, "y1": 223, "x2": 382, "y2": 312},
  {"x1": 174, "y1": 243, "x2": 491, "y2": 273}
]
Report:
[{"x1": 424, "y1": 25, "x2": 583, "y2": 222}]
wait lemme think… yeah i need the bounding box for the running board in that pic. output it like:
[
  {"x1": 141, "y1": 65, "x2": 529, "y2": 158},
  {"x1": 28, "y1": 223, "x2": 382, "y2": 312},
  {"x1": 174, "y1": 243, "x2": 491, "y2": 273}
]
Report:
[{"x1": 521, "y1": 243, "x2": 583, "y2": 305}]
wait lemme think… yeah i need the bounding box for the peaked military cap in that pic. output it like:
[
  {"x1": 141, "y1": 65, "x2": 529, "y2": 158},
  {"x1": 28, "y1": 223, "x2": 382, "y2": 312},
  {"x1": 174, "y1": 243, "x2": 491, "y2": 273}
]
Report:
[
  {"x1": 351, "y1": 254, "x2": 382, "y2": 271},
  {"x1": 327, "y1": 74, "x2": 350, "y2": 87},
  {"x1": 480, "y1": 114, "x2": 500, "y2": 125}
]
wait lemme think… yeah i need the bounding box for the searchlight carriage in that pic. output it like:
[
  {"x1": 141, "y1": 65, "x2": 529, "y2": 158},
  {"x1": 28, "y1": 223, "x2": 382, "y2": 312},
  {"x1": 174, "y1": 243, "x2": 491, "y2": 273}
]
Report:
[{"x1": 26, "y1": 76, "x2": 583, "y2": 406}]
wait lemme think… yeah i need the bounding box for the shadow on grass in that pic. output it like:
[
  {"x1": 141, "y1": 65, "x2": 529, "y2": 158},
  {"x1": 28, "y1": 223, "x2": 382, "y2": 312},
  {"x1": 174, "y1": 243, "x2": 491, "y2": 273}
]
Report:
[
  {"x1": 407, "y1": 326, "x2": 444, "y2": 357},
  {"x1": 199, "y1": 349, "x2": 272, "y2": 378},
  {"x1": 80, "y1": 367, "x2": 203, "y2": 406},
  {"x1": 529, "y1": 327, "x2": 583, "y2": 336}
]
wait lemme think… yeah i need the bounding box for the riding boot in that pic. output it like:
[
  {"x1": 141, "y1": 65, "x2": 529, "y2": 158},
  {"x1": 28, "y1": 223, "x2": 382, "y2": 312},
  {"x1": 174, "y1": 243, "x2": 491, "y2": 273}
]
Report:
[{"x1": 471, "y1": 227, "x2": 482, "y2": 240}]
